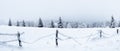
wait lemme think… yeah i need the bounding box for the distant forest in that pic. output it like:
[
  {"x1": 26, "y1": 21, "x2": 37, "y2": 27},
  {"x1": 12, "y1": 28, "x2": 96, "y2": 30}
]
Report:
[{"x1": 7, "y1": 16, "x2": 119, "y2": 28}]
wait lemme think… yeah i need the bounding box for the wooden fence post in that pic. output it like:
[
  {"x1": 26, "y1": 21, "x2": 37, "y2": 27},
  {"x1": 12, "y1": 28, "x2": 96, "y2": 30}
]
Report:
[
  {"x1": 99, "y1": 30, "x2": 102, "y2": 38},
  {"x1": 17, "y1": 32, "x2": 22, "y2": 47},
  {"x1": 55, "y1": 30, "x2": 58, "y2": 47},
  {"x1": 117, "y1": 29, "x2": 119, "y2": 34}
]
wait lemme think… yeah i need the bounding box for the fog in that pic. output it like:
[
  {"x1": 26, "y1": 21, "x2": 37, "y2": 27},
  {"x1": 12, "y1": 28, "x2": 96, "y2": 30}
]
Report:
[{"x1": 0, "y1": 0, "x2": 120, "y2": 24}]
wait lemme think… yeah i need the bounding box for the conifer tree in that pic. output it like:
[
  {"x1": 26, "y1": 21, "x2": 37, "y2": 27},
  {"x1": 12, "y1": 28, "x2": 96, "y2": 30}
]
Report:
[
  {"x1": 118, "y1": 22, "x2": 120, "y2": 27},
  {"x1": 38, "y1": 18, "x2": 43, "y2": 27},
  {"x1": 110, "y1": 16, "x2": 115, "y2": 28},
  {"x1": 16, "y1": 21, "x2": 20, "y2": 26},
  {"x1": 8, "y1": 19, "x2": 12, "y2": 26},
  {"x1": 58, "y1": 17, "x2": 63, "y2": 28},
  {"x1": 50, "y1": 21, "x2": 55, "y2": 28},
  {"x1": 22, "y1": 20, "x2": 26, "y2": 27}
]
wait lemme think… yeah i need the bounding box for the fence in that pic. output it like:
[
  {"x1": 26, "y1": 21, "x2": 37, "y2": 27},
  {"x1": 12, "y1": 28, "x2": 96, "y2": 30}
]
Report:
[
  {"x1": 0, "y1": 32, "x2": 24, "y2": 47},
  {"x1": 0, "y1": 29, "x2": 119, "y2": 47}
]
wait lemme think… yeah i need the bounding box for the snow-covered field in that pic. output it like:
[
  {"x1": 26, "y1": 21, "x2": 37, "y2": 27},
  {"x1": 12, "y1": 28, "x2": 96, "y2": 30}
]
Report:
[{"x1": 0, "y1": 25, "x2": 120, "y2": 51}]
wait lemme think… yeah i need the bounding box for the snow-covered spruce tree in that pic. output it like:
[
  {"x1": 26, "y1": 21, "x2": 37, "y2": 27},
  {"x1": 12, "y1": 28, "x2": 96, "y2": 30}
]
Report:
[
  {"x1": 22, "y1": 20, "x2": 26, "y2": 27},
  {"x1": 50, "y1": 21, "x2": 55, "y2": 28},
  {"x1": 71, "y1": 22, "x2": 79, "y2": 28},
  {"x1": 64, "y1": 22, "x2": 68, "y2": 28},
  {"x1": 87, "y1": 24, "x2": 90, "y2": 28},
  {"x1": 8, "y1": 19, "x2": 12, "y2": 26},
  {"x1": 38, "y1": 18, "x2": 44, "y2": 27},
  {"x1": 58, "y1": 17, "x2": 63, "y2": 28},
  {"x1": 28, "y1": 22, "x2": 32, "y2": 27},
  {"x1": 26, "y1": 21, "x2": 35, "y2": 27},
  {"x1": 16, "y1": 21, "x2": 20, "y2": 26},
  {"x1": 92, "y1": 23, "x2": 97, "y2": 27},
  {"x1": 118, "y1": 22, "x2": 120, "y2": 27},
  {"x1": 110, "y1": 16, "x2": 115, "y2": 28}
]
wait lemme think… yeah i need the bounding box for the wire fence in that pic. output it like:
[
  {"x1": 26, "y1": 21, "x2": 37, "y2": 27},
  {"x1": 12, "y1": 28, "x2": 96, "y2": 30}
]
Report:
[
  {"x1": 0, "y1": 32, "x2": 24, "y2": 47},
  {"x1": 0, "y1": 29, "x2": 119, "y2": 47}
]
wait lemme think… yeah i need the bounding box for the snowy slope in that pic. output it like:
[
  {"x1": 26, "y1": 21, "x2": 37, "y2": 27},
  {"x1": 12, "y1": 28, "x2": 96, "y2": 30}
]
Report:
[{"x1": 0, "y1": 25, "x2": 120, "y2": 51}]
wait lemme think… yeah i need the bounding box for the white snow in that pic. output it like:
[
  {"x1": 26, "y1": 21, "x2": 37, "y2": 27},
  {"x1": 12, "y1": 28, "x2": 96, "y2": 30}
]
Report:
[{"x1": 0, "y1": 25, "x2": 120, "y2": 51}]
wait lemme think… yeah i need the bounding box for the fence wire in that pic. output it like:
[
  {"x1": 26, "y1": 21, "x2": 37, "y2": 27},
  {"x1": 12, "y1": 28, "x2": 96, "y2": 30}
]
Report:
[{"x1": 0, "y1": 29, "x2": 118, "y2": 47}]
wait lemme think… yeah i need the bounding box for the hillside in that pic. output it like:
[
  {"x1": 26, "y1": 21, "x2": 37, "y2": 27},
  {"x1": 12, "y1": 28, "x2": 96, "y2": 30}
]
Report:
[{"x1": 0, "y1": 26, "x2": 120, "y2": 51}]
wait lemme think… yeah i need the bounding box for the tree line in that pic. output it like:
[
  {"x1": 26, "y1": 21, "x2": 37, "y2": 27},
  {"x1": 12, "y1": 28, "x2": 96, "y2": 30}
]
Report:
[{"x1": 8, "y1": 16, "x2": 120, "y2": 28}]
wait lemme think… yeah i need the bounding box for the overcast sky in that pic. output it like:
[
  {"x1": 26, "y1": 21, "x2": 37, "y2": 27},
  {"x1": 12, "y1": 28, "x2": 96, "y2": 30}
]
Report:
[{"x1": 0, "y1": 0, "x2": 120, "y2": 23}]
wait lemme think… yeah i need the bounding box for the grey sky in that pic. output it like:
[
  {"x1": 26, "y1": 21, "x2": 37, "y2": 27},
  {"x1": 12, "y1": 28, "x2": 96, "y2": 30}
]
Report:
[{"x1": 0, "y1": 0, "x2": 120, "y2": 23}]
